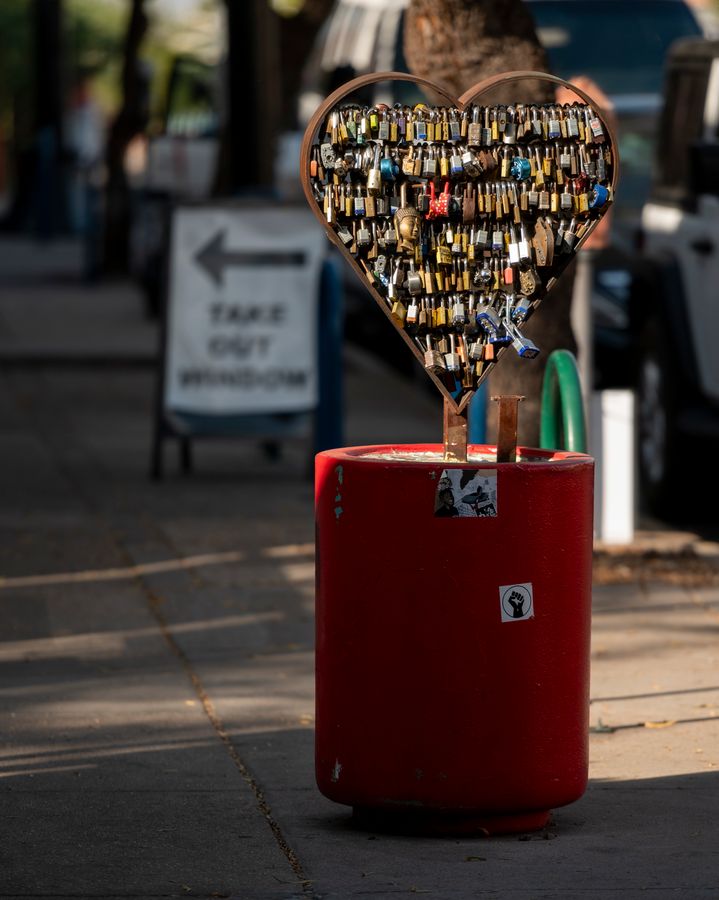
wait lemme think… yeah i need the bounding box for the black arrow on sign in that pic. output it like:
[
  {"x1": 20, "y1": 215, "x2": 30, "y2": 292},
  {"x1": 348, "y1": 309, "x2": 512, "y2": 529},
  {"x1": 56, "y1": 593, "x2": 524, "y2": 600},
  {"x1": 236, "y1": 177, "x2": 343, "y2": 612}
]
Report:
[{"x1": 194, "y1": 230, "x2": 307, "y2": 286}]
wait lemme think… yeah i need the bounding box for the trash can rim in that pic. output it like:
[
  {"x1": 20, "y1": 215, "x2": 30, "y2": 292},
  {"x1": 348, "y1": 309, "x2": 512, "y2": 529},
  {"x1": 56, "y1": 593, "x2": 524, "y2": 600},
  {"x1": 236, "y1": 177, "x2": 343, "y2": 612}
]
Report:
[{"x1": 316, "y1": 443, "x2": 594, "y2": 467}]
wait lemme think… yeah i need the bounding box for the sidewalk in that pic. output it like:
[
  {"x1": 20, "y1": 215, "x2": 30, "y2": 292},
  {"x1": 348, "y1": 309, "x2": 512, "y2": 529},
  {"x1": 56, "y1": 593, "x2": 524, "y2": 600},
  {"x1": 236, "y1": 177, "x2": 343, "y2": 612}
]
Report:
[{"x1": 1, "y1": 255, "x2": 718, "y2": 898}]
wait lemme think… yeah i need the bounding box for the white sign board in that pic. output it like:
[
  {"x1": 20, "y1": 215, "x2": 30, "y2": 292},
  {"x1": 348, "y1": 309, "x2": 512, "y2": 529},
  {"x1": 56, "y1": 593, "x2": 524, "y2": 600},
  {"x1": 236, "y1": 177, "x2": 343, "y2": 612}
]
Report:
[{"x1": 165, "y1": 206, "x2": 325, "y2": 416}]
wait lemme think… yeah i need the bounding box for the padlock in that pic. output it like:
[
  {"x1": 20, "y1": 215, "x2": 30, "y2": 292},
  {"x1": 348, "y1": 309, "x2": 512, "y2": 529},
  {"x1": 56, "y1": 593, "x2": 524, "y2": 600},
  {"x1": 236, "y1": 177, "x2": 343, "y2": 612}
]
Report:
[
  {"x1": 423, "y1": 146, "x2": 438, "y2": 178},
  {"x1": 548, "y1": 109, "x2": 561, "y2": 140},
  {"x1": 406, "y1": 262, "x2": 423, "y2": 296},
  {"x1": 449, "y1": 150, "x2": 464, "y2": 178},
  {"x1": 320, "y1": 142, "x2": 336, "y2": 168},
  {"x1": 353, "y1": 186, "x2": 366, "y2": 216},
  {"x1": 336, "y1": 224, "x2": 353, "y2": 247},
  {"x1": 467, "y1": 107, "x2": 482, "y2": 146},
  {"x1": 508, "y1": 227, "x2": 521, "y2": 265},
  {"x1": 511, "y1": 294, "x2": 532, "y2": 325},
  {"x1": 518, "y1": 224, "x2": 532, "y2": 264},
  {"x1": 508, "y1": 322, "x2": 540, "y2": 358},
  {"x1": 406, "y1": 297, "x2": 420, "y2": 325},
  {"x1": 452, "y1": 297, "x2": 467, "y2": 328},
  {"x1": 503, "y1": 107, "x2": 517, "y2": 144},
  {"x1": 366, "y1": 144, "x2": 382, "y2": 194},
  {"x1": 427, "y1": 181, "x2": 451, "y2": 220},
  {"x1": 445, "y1": 334, "x2": 461, "y2": 373},
  {"x1": 510, "y1": 157, "x2": 531, "y2": 181},
  {"x1": 476, "y1": 303, "x2": 501, "y2": 339},
  {"x1": 391, "y1": 300, "x2": 408, "y2": 327},
  {"x1": 356, "y1": 218, "x2": 371, "y2": 249},
  {"x1": 424, "y1": 337, "x2": 447, "y2": 375},
  {"x1": 462, "y1": 149, "x2": 482, "y2": 178},
  {"x1": 590, "y1": 184, "x2": 609, "y2": 209}
]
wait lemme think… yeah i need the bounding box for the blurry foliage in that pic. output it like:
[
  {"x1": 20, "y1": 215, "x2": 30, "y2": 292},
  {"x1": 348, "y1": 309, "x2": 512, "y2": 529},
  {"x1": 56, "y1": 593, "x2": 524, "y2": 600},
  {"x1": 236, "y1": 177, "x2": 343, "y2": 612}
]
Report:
[
  {"x1": 66, "y1": 0, "x2": 126, "y2": 107},
  {"x1": 0, "y1": 0, "x2": 223, "y2": 138},
  {"x1": 0, "y1": 1, "x2": 33, "y2": 134}
]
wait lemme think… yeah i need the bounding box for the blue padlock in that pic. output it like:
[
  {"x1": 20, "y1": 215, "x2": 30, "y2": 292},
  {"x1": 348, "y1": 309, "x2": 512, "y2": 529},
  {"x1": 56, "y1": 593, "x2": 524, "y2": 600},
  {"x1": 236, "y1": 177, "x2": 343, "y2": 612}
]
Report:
[
  {"x1": 476, "y1": 304, "x2": 501, "y2": 339},
  {"x1": 510, "y1": 157, "x2": 532, "y2": 181},
  {"x1": 508, "y1": 322, "x2": 540, "y2": 358},
  {"x1": 491, "y1": 325, "x2": 513, "y2": 347},
  {"x1": 380, "y1": 157, "x2": 398, "y2": 181},
  {"x1": 590, "y1": 184, "x2": 609, "y2": 209},
  {"x1": 511, "y1": 296, "x2": 532, "y2": 325}
]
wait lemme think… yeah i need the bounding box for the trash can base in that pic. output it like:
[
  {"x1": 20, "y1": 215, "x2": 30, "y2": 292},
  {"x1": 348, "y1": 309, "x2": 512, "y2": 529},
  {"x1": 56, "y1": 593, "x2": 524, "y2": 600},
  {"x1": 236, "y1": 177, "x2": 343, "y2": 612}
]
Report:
[{"x1": 351, "y1": 806, "x2": 550, "y2": 837}]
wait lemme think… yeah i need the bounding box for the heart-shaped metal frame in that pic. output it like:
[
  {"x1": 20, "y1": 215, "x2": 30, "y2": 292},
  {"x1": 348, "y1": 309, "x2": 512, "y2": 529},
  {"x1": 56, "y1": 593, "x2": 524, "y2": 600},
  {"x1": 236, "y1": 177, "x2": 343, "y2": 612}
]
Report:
[{"x1": 300, "y1": 70, "x2": 619, "y2": 414}]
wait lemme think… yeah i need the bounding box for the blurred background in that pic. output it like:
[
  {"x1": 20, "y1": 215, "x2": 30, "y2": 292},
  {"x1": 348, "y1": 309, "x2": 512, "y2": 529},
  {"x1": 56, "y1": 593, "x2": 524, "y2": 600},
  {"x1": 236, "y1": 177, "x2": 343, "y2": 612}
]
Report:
[{"x1": 2, "y1": 0, "x2": 719, "y2": 533}]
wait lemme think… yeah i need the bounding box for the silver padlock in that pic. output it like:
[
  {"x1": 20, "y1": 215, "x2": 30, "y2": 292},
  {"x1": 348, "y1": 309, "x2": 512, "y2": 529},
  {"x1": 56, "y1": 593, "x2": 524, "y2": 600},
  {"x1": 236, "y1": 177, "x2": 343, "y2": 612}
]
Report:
[
  {"x1": 476, "y1": 303, "x2": 501, "y2": 338},
  {"x1": 511, "y1": 294, "x2": 532, "y2": 325},
  {"x1": 462, "y1": 148, "x2": 482, "y2": 178},
  {"x1": 356, "y1": 219, "x2": 371, "y2": 249},
  {"x1": 406, "y1": 261, "x2": 423, "y2": 296},
  {"x1": 469, "y1": 339, "x2": 484, "y2": 361},
  {"x1": 320, "y1": 142, "x2": 336, "y2": 168},
  {"x1": 424, "y1": 336, "x2": 447, "y2": 374},
  {"x1": 503, "y1": 107, "x2": 517, "y2": 144},
  {"x1": 518, "y1": 224, "x2": 532, "y2": 264},
  {"x1": 508, "y1": 322, "x2": 540, "y2": 359},
  {"x1": 508, "y1": 227, "x2": 521, "y2": 266},
  {"x1": 336, "y1": 224, "x2": 353, "y2": 246},
  {"x1": 423, "y1": 147, "x2": 438, "y2": 178},
  {"x1": 450, "y1": 150, "x2": 464, "y2": 177},
  {"x1": 563, "y1": 218, "x2": 579, "y2": 251},
  {"x1": 374, "y1": 254, "x2": 388, "y2": 276},
  {"x1": 406, "y1": 297, "x2": 420, "y2": 324},
  {"x1": 367, "y1": 144, "x2": 382, "y2": 194},
  {"x1": 467, "y1": 107, "x2": 481, "y2": 146},
  {"x1": 452, "y1": 297, "x2": 466, "y2": 327},
  {"x1": 445, "y1": 334, "x2": 461, "y2": 373}
]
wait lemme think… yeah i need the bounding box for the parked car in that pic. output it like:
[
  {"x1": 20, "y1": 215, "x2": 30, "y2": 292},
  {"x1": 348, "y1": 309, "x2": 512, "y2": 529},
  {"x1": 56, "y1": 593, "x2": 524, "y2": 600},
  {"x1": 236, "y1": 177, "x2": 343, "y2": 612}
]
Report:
[{"x1": 632, "y1": 38, "x2": 719, "y2": 516}]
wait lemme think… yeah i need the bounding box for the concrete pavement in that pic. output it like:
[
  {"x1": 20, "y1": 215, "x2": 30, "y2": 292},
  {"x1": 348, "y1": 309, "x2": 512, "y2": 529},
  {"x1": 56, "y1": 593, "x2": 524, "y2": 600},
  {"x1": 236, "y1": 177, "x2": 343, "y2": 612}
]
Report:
[{"x1": 1, "y1": 249, "x2": 719, "y2": 898}]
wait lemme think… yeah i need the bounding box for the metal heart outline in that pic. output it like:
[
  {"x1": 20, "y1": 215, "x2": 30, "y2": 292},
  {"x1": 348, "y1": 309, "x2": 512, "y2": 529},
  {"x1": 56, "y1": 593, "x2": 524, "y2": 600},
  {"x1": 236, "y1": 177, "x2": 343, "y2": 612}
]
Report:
[{"x1": 300, "y1": 70, "x2": 619, "y2": 414}]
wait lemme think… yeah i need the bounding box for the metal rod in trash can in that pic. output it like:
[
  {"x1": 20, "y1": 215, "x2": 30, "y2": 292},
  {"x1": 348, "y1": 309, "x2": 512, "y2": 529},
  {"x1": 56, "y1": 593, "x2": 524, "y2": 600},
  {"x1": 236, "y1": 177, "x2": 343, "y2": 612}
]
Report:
[
  {"x1": 494, "y1": 395, "x2": 524, "y2": 463},
  {"x1": 443, "y1": 399, "x2": 468, "y2": 462}
]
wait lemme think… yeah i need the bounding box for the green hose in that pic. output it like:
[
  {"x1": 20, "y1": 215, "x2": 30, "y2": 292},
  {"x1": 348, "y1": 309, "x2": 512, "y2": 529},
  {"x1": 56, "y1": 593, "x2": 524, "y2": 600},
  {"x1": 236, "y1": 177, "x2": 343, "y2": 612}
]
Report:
[{"x1": 540, "y1": 350, "x2": 587, "y2": 453}]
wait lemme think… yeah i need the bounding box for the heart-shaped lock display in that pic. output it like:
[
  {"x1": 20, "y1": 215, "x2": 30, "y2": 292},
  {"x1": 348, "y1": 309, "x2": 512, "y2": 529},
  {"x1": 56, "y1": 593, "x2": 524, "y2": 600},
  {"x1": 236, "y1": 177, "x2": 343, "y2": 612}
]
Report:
[{"x1": 300, "y1": 71, "x2": 618, "y2": 414}]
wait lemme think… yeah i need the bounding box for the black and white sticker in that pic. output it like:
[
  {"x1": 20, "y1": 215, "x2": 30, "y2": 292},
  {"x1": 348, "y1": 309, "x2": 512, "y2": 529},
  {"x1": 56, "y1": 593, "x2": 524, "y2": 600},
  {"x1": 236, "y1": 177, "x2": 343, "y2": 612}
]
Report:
[
  {"x1": 433, "y1": 468, "x2": 497, "y2": 517},
  {"x1": 499, "y1": 582, "x2": 534, "y2": 622}
]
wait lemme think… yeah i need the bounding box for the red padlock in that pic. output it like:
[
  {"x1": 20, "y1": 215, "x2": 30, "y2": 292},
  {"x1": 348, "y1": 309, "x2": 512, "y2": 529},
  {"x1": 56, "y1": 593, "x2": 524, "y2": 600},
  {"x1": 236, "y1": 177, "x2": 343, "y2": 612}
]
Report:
[{"x1": 426, "y1": 181, "x2": 451, "y2": 220}]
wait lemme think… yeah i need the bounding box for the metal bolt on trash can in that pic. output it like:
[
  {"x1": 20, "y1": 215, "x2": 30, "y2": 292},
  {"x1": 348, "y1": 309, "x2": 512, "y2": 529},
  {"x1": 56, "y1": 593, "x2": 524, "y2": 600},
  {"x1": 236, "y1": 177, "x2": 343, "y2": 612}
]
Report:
[{"x1": 315, "y1": 444, "x2": 594, "y2": 836}]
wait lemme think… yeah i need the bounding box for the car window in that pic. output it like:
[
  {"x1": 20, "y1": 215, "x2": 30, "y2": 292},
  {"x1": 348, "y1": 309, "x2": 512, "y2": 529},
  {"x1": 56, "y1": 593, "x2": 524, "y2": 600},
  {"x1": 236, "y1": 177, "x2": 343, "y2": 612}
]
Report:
[
  {"x1": 529, "y1": 0, "x2": 702, "y2": 95},
  {"x1": 655, "y1": 65, "x2": 708, "y2": 192}
]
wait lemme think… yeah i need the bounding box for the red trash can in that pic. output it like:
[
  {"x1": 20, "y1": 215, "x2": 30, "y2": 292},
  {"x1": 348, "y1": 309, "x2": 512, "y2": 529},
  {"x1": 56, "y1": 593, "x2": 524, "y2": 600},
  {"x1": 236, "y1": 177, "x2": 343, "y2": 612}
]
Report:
[{"x1": 315, "y1": 444, "x2": 594, "y2": 835}]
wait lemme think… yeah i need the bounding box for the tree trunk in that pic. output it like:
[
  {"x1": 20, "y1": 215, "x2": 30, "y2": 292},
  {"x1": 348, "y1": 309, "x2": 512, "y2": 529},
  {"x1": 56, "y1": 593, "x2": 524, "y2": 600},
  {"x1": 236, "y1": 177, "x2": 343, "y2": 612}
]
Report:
[
  {"x1": 103, "y1": 0, "x2": 148, "y2": 273},
  {"x1": 404, "y1": 0, "x2": 576, "y2": 446},
  {"x1": 214, "y1": 0, "x2": 280, "y2": 196},
  {"x1": 32, "y1": 0, "x2": 67, "y2": 237}
]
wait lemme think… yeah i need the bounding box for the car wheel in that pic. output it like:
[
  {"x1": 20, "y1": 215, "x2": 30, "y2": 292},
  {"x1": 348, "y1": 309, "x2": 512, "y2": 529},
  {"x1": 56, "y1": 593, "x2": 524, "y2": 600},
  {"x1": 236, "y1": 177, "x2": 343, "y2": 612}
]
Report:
[{"x1": 637, "y1": 318, "x2": 681, "y2": 518}]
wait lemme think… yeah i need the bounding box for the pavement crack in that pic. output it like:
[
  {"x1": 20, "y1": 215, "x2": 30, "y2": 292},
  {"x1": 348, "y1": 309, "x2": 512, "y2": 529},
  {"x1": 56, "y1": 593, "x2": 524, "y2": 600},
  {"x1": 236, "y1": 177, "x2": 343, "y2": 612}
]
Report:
[{"x1": 146, "y1": 591, "x2": 314, "y2": 896}]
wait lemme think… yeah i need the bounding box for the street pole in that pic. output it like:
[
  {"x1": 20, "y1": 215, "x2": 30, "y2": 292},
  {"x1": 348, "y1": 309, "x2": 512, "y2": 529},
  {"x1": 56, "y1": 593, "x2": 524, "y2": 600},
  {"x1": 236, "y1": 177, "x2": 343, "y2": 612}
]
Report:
[{"x1": 222, "y1": 0, "x2": 281, "y2": 192}]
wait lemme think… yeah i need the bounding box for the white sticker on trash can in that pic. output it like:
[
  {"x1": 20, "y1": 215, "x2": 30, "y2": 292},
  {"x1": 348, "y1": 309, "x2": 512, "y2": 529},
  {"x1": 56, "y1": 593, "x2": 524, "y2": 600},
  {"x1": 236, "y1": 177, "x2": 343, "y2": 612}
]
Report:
[
  {"x1": 499, "y1": 583, "x2": 534, "y2": 622},
  {"x1": 434, "y1": 468, "x2": 497, "y2": 517}
]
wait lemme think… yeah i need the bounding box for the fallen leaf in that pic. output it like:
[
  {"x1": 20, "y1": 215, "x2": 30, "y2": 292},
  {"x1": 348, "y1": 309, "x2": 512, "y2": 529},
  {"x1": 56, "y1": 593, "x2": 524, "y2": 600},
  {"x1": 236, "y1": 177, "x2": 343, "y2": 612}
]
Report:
[{"x1": 644, "y1": 720, "x2": 676, "y2": 729}]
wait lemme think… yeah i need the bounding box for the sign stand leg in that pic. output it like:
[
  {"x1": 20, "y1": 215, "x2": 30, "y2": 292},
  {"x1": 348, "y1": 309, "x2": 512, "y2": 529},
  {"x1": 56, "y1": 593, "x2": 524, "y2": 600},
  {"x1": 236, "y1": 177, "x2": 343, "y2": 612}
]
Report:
[
  {"x1": 150, "y1": 420, "x2": 164, "y2": 481},
  {"x1": 180, "y1": 437, "x2": 193, "y2": 475}
]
